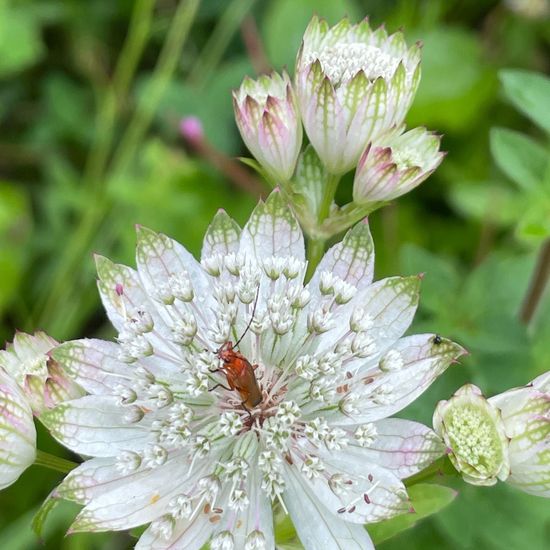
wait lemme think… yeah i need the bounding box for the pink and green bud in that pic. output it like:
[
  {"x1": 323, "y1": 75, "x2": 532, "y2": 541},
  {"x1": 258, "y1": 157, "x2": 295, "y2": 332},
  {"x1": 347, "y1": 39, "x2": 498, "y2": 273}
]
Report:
[
  {"x1": 295, "y1": 16, "x2": 422, "y2": 175},
  {"x1": 489, "y1": 371, "x2": 550, "y2": 497},
  {"x1": 353, "y1": 128, "x2": 444, "y2": 204},
  {"x1": 433, "y1": 384, "x2": 510, "y2": 486},
  {"x1": 233, "y1": 71, "x2": 302, "y2": 182},
  {"x1": 0, "y1": 368, "x2": 36, "y2": 490},
  {"x1": 0, "y1": 332, "x2": 84, "y2": 416}
]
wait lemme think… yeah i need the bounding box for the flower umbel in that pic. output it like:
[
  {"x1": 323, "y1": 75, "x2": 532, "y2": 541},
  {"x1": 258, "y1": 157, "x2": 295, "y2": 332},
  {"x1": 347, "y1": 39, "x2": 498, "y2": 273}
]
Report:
[
  {"x1": 353, "y1": 128, "x2": 444, "y2": 204},
  {"x1": 43, "y1": 191, "x2": 464, "y2": 549},
  {"x1": 233, "y1": 71, "x2": 303, "y2": 182},
  {"x1": 434, "y1": 384, "x2": 510, "y2": 486},
  {"x1": 0, "y1": 332, "x2": 84, "y2": 416},
  {"x1": 0, "y1": 368, "x2": 36, "y2": 489},
  {"x1": 295, "y1": 16, "x2": 421, "y2": 175}
]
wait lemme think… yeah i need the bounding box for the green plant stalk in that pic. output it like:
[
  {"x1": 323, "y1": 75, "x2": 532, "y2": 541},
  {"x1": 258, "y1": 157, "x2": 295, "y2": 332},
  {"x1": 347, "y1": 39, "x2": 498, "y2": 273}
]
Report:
[
  {"x1": 305, "y1": 173, "x2": 341, "y2": 279},
  {"x1": 189, "y1": 0, "x2": 256, "y2": 88},
  {"x1": 520, "y1": 238, "x2": 550, "y2": 324},
  {"x1": 34, "y1": 450, "x2": 78, "y2": 474},
  {"x1": 37, "y1": 0, "x2": 200, "y2": 332},
  {"x1": 83, "y1": 0, "x2": 156, "y2": 192},
  {"x1": 404, "y1": 456, "x2": 455, "y2": 487}
]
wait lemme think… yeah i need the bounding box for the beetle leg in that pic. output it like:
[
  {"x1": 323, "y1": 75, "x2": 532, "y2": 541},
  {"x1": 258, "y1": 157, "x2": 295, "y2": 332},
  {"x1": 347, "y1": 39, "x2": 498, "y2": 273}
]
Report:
[
  {"x1": 209, "y1": 383, "x2": 232, "y2": 392},
  {"x1": 241, "y1": 401, "x2": 253, "y2": 419},
  {"x1": 252, "y1": 364, "x2": 259, "y2": 371}
]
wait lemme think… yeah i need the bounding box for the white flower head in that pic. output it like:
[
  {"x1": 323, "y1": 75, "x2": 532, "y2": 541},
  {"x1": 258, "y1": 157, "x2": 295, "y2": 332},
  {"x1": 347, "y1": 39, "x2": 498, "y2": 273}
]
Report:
[
  {"x1": 433, "y1": 384, "x2": 510, "y2": 486},
  {"x1": 233, "y1": 71, "x2": 303, "y2": 181},
  {"x1": 44, "y1": 191, "x2": 464, "y2": 549},
  {"x1": 295, "y1": 16, "x2": 422, "y2": 174},
  {"x1": 353, "y1": 127, "x2": 444, "y2": 204},
  {"x1": 0, "y1": 368, "x2": 36, "y2": 489},
  {"x1": 0, "y1": 331, "x2": 83, "y2": 416},
  {"x1": 489, "y1": 371, "x2": 550, "y2": 497}
]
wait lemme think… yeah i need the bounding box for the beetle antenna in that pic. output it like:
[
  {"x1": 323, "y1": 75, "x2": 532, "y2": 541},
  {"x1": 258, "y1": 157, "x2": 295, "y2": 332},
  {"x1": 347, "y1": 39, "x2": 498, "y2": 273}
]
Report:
[{"x1": 234, "y1": 285, "x2": 260, "y2": 349}]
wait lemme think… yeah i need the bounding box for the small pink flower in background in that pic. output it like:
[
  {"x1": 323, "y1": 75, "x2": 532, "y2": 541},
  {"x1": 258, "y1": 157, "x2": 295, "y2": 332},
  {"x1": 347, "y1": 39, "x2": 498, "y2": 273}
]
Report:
[
  {"x1": 0, "y1": 368, "x2": 36, "y2": 490},
  {"x1": 353, "y1": 128, "x2": 444, "y2": 204},
  {"x1": 0, "y1": 332, "x2": 84, "y2": 416},
  {"x1": 233, "y1": 71, "x2": 303, "y2": 182},
  {"x1": 295, "y1": 16, "x2": 422, "y2": 175}
]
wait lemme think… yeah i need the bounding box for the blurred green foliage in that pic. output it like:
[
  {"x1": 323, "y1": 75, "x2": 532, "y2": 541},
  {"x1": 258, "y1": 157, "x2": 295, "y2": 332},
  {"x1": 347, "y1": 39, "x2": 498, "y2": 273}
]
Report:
[{"x1": 1, "y1": 0, "x2": 550, "y2": 548}]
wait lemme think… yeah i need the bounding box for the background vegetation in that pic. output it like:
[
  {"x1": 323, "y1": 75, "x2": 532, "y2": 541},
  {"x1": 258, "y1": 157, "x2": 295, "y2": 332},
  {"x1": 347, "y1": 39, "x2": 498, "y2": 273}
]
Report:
[{"x1": 0, "y1": 0, "x2": 549, "y2": 548}]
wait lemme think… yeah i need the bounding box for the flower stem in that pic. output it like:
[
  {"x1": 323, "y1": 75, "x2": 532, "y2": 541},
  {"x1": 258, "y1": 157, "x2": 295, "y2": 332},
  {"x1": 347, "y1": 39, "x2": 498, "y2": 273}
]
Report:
[
  {"x1": 520, "y1": 238, "x2": 550, "y2": 325},
  {"x1": 306, "y1": 238, "x2": 326, "y2": 279},
  {"x1": 34, "y1": 450, "x2": 78, "y2": 474},
  {"x1": 404, "y1": 456, "x2": 455, "y2": 487},
  {"x1": 305, "y1": 173, "x2": 341, "y2": 279}
]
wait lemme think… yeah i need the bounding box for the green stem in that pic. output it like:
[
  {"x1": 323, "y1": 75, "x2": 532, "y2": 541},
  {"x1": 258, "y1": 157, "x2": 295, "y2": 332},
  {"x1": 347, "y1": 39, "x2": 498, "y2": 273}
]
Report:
[
  {"x1": 112, "y1": 0, "x2": 200, "y2": 176},
  {"x1": 318, "y1": 173, "x2": 340, "y2": 222},
  {"x1": 189, "y1": 0, "x2": 255, "y2": 88},
  {"x1": 306, "y1": 238, "x2": 326, "y2": 280},
  {"x1": 404, "y1": 456, "x2": 453, "y2": 487},
  {"x1": 34, "y1": 450, "x2": 78, "y2": 474},
  {"x1": 36, "y1": 0, "x2": 200, "y2": 330},
  {"x1": 305, "y1": 173, "x2": 341, "y2": 279}
]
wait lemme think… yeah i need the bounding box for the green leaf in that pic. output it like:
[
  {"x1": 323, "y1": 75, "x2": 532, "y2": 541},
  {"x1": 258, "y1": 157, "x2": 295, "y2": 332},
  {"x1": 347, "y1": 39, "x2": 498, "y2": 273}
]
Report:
[
  {"x1": 500, "y1": 69, "x2": 550, "y2": 134},
  {"x1": 368, "y1": 483, "x2": 457, "y2": 544},
  {"x1": 449, "y1": 181, "x2": 522, "y2": 227},
  {"x1": 0, "y1": 4, "x2": 44, "y2": 76},
  {"x1": 490, "y1": 127, "x2": 549, "y2": 190},
  {"x1": 407, "y1": 27, "x2": 496, "y2": 132}
]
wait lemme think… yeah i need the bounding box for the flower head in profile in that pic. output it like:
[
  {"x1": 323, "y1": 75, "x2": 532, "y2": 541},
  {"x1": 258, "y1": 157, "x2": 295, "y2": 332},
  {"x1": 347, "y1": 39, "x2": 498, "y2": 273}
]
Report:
[
  {"x1": 0, "y1": 367, "x2": 36, "y2": 490},
  {"x1": 233, "y1": 71, "x2": 302, "y2": 182},
  {"x1": 44, "y1": 191, "x2": 464, "y2": 549},
  {"x1": 295, "y1": 16, "x2": 422, "y2": 175},
  {"x1": 489, "y1": 371, "x2": 550, "y2": 497},
  {"x1": 353, "y1": 128, "x2": 444, "y2": 204},
  {"x1": 0, "y1": 331, "x2": 83, "y2": 416}
]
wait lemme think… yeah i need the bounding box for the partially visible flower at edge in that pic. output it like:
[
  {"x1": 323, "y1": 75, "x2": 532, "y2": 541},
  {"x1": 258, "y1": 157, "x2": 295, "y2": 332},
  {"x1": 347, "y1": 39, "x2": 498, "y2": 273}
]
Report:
[
  {"x1": 0, "y1": 331, "x2": 84, "y2": 416},
  {"x1": 295, "y1": 16, "x2": 421, "y2": 175},
  {"x1": 353, "y1": 127, "x2": 444, "y2": 204},
  {"x1": 434, "y1": 376, "x2": 550, "y2": 496},
  {"x1": 0, "y1": 367, "x2": 36, "y2": 490},
  {"x1": 233, "y1": 71, "x2": 303, "y2": 182},
  {"x1": 42, "y1": 190, "x2": 465, "y2": 549}
]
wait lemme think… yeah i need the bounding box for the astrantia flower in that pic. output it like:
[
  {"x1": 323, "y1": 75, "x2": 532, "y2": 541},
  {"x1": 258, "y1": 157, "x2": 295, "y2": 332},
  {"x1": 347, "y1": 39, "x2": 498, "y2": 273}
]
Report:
[
  {"x1": 489, "y1": 371, "x2": 550, "y2": 497},
  {"x1": 233, "y1": 71, "x2": 302, "y2": 182},
  {"x1": 0, "y1": 332, "x2": 84, "y2": 416},
  {"x1": 43, "y1": 191, "x2": 464, "y2": 549},
  {"x1": 434, "y1": 384, "x2": 510, "y2": 487},
  {"x1": 353, "y1": 128, "x2": 444, "y2": 204},
  {"x1": 295, "y1": 16, "x2": 421, "y2": 175},
  {"x1": 0, "y1": 368, "x2": 36, "y2": 490}
]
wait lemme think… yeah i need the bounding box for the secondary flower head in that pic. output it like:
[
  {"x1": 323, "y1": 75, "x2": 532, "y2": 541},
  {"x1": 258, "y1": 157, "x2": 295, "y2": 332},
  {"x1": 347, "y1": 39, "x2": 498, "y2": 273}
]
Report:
[
  {"x1": 0, "y1": 368, "x2": 36, "y2": 490},
  {"x1": 295, "y1": 16, "x2": 422, "y2": 175},
  {"x1": 434, "y1": 384, "x2": 510, "y2": 486},
  {"x1": 44, "y1": 191, "x2": 464, "y2": 549},
  {"x1": 0, "y1": 332, "x2": 83, "y2": 416},
  {"x1": 353, "y1": 128, "x2": 444, "y2": 204},
  {"x1": 489, "y1": 371, "x2": 550, "y2": 497},
  {"x1": 233, "y1": 71, "x2": 302, "y2": 182}
]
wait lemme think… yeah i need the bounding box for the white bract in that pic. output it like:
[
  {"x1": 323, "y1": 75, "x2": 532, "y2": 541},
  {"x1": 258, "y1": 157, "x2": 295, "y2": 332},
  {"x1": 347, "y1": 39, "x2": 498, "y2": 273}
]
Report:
[
  {"x1": 43, "y1": 191, "x2": 464, "y2": 549},
  {"x1": 353, "y1": 128, "x2": 444, "y2": 204},
  {"x1": 489, "y1": 371, "x2": 550, "y2": 497},
  {"x1": 0, "y1": 368, "x2": 36, "y2": 490},
  {"x1": 0, "y1": 331, "x2": 83, "y2": 416},
  {"x1": 233, "y1": 71, "x2": 302, "y2": 182},
  {"x1": 295, "y1": 16, "x2": 422, "y2": 175}
]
